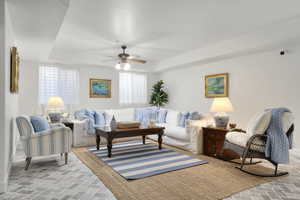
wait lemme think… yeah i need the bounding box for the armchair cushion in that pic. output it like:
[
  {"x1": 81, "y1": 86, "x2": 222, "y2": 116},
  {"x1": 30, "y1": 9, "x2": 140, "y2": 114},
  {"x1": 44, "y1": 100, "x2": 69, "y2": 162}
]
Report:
[
  {"x1": 226, "y1": 132, "x2": 265, "y2": 152},
  {"x1": 30, "y1": 116, "x2": 50, "y2": 133},
  {"x1": 246, "y1": 111, "x2": 272, "y2": 135},
  {"x1": 226, "y1": 131, "x2": 249, "y2": 148}
]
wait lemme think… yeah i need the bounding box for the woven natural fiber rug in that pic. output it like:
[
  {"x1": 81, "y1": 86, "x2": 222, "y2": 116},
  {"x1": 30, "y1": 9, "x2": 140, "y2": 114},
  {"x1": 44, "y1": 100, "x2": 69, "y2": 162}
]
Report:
[{"x1": 73, "y1": 141, "x2": 279, "y2": 200}]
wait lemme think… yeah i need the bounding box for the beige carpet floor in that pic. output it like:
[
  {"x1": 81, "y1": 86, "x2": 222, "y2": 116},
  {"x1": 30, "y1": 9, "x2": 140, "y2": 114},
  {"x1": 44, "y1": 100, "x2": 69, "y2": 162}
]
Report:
[{"x1": 73, "y1": 142, "x2": 281, "y2": 200}]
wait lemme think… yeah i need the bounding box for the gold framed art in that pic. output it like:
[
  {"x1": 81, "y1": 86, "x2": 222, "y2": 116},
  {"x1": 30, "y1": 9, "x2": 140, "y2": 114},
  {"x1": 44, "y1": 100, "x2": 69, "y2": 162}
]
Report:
[
  {"x1": 89, "y1": 78, "x2": 111, "y2": 98},
  {"x1": 205, "y1": 73, "x2": 228, "y2": 98},
  {"x1": 10, "y1": 47, "x2": 20, "y2": 93}
]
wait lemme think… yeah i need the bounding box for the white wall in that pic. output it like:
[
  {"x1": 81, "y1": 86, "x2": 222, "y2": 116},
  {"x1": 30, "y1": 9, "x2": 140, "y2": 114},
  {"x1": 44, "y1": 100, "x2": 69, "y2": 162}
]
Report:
[
  {"x1": 0, "y1": 0, "x2": 19, "y2": 193},
  {"x1": 18, "y1": 61, "x2": 158, "y2": 115},
  {"x1": 159, "y1": 48, "x2": 300, "y2": 147}
]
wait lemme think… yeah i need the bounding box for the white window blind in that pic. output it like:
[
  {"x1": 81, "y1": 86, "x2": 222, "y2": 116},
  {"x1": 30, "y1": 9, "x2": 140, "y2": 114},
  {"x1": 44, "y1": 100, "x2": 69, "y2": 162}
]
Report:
[
  {"x1": 119, "y1": 72, "x2": 147, "y2": 104},
  {"x1": 39, "y1": 66, "x2": 79, "y2": 105}
]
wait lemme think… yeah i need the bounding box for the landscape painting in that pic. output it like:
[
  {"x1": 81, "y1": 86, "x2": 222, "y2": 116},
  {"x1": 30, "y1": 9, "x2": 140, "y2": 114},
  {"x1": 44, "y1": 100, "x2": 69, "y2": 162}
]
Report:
[
  {"x1": 89, "y1": 79, "x2": 111, "y2": 98},
  {"x1": 205, "y1": 73, "x2": 228, "y2": 98}
]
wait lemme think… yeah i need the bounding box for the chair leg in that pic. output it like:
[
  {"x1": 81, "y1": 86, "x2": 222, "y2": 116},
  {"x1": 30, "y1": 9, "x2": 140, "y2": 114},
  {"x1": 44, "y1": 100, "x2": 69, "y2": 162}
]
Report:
[
  {"x1": 64, "y1": 153, "x2": 68, "y2": 164},
  {"x1": 25, "y1": 157, "x2": 32, "y2": 170}
]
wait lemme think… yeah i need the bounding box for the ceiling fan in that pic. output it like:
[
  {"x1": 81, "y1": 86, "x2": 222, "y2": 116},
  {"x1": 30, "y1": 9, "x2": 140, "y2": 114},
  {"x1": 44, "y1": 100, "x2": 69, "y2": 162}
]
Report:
[{"x1": 115, "y1": 45, "x2": 146, "y2": 70}]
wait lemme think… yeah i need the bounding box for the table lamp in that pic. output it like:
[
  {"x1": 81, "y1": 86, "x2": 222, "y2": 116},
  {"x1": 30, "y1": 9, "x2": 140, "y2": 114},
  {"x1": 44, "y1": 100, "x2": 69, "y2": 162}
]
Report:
[
  {"x1": 210, "y1": 97, "x2": 234, "y2": 128},
  {"x1": 47, "y1": 97, "x2": 65, "y2": 122}
]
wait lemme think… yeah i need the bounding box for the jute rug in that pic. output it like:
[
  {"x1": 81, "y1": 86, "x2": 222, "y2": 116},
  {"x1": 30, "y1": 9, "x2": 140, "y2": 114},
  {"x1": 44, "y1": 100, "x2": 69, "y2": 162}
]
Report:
[{"x1": 73, "y1": 141, "x2": 279, "y2": 200}]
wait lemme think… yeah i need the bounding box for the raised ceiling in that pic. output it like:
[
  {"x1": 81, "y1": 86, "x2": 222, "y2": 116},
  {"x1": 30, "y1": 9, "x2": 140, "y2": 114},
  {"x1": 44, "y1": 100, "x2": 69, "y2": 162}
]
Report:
[{"x1": 8, "y1": 0, "x2": 300, "y2": 71}]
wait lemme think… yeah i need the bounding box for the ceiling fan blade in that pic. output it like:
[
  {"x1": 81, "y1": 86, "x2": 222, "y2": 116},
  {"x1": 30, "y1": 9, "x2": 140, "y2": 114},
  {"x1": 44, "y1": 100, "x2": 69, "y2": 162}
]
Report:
[{"x1": 127, "y1": 57, "x2": 147, "y2": 64}]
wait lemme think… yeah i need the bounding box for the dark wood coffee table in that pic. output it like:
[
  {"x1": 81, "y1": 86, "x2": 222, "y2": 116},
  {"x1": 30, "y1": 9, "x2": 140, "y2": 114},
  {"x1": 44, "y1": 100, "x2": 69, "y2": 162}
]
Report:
[{"x1": 95, "y1": 126, "x2": 165, "y2": 157}]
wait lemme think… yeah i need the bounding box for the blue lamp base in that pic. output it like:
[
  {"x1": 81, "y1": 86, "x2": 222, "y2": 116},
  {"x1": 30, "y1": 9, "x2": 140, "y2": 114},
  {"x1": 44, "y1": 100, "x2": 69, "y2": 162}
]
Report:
[{"x1": 214, "y1": 114, "x2": 229, "y2": 129}]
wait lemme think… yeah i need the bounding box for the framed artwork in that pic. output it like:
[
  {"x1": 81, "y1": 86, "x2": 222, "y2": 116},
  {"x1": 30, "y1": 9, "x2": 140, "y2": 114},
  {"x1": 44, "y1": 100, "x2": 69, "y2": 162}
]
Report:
[
  {"x1": 89, "y1": 78, "x2": 111, "y2": 98},
  {"x1": 205, "y1": 73, "x2": 228, "y2": 98},
  {"x1": 10, "y1": 47, "x2": 20, "y2": 93}
]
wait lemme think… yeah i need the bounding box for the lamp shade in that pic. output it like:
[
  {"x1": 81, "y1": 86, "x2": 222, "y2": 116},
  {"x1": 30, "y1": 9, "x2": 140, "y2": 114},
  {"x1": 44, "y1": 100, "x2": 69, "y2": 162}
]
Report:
[
  {"x1": 210, "y1": 97, "x2": 234, "y2": 113},
  {"x1": 47, "y1": 97, "x2": 64, "y2": 112}
]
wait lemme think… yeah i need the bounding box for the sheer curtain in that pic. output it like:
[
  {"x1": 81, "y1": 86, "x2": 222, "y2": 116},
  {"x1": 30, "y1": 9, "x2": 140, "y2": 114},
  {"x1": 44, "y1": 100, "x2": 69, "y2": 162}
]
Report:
[
  {"x1": 39, "y1": 66, "x2": 79, "y2": 106},
  {"x1": 119, "y1": 72, "x2": 147, "y2": 104}
]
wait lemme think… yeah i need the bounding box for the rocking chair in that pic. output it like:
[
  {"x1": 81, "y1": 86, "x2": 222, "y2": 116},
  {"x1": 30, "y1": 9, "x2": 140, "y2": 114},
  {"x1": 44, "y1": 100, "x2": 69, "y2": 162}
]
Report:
[{"x1": 223, "y1": 111, "x2": 294, "y2": 177}]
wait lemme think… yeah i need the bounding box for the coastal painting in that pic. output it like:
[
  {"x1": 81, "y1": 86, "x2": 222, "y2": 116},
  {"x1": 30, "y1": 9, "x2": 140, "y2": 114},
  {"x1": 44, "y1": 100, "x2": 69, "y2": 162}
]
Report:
[
  {"x1": 205, "y1": 73, "x2": 228, "y2": 98},
  {"x1": 89, "y1": 79, "x2": 111, "y2": 98}
]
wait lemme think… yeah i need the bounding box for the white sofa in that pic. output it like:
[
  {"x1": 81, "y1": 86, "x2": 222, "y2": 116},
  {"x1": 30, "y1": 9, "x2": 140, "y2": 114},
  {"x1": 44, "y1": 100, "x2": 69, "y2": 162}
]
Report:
[
  {"x1": 73, "y1": 108, "x2": 213, "y2": 154},
  {"x1": 148, "y1": 110, "x2": 214, "y2": 154}
]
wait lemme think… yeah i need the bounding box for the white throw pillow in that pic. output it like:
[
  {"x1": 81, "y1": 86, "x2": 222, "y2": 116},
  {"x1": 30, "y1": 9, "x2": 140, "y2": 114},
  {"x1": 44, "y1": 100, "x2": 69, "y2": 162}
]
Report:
[
  {"x1": 246, "y1": 111, "x2": 272, "y2": 136},
  {"x1": 105, "y1": 108, "x2": 135, "y2": 123},
  {"x1": 166, "y1": 110, "x2": 180, "y2": 126}
]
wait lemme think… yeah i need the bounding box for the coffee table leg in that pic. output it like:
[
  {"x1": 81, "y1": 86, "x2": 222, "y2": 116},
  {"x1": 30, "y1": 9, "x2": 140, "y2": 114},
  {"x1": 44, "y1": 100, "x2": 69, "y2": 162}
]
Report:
[
  {"x1": 107, "y1": 139, "x2": 112, "y2": 158},
  {"x1": 142, "y1": 136, "x2": 146, "y2": 144},
  {"x1": 158, "y1": 134, "x2": 162, "y2": 150},
  {"x1": 96, "y1": 134, "x2": 100, "y2": 150}
]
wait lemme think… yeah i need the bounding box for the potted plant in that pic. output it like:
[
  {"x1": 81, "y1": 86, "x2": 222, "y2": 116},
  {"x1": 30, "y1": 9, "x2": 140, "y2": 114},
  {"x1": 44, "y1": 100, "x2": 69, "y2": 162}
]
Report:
[{"x1": 149, "y1": 80, "x2": 168, "y2": 107}]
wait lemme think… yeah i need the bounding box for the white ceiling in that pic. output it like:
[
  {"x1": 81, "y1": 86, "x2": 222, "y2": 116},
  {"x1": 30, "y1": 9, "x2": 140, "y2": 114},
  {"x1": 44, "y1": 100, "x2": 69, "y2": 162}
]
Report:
[{"x1": 7, "y1": 0, "x2": 300, "y2": 72}]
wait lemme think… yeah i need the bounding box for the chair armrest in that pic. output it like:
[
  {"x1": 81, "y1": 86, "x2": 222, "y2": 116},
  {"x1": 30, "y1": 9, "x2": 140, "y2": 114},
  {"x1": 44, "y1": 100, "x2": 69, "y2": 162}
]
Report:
[
  {"x1": 28, "y1": 127, "x2": 71, "y2": 139},
  {"x1": 229, "y1": 128, "x2": 246, "y2": 133},
  {"x1": 245, "y1": 134, "x2": 267, "y2": 150}
]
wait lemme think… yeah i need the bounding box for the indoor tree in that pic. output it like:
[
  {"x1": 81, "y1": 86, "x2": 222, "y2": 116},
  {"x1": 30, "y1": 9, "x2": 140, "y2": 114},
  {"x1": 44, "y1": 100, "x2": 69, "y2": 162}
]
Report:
[{"x1": 149, "y1": 80, "x2": 168, "y2": 107}]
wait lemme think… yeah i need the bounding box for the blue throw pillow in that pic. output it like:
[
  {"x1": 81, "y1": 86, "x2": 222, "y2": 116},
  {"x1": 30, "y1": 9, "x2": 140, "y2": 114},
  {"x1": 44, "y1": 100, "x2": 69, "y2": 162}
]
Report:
[
  {"x1": 188, "y1": 112, "x2": 202, "y2": 120},
  {"x1": 179, "y1": 112, "x2": 190, "y2": 127},
  {"x1": 94, "y1": 111, "x2": 105, "y2": 126},
  {"x1": 85, "y1": 109, "x2": 96, "y2": 121},
  {"x1": 30, "y1": 116, "x2": 50, "y2": 133},
  {"x1": 134, "y1": 108, "x2": 144, "y2": 122},
  {"x1": 157, "y1": 109, "x2": 168, "y2": 123}
]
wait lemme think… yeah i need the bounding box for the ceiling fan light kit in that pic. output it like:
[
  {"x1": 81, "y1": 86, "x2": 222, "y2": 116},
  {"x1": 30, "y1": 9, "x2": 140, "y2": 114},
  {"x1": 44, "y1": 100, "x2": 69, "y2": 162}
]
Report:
[
  {"x1": 115, "y1": 61, "x2": 131, "y2": 71},
  {"x1": 114, "y1": 45, "x2": 146, "y2": 71},
  {"x1": 115, "y1": 62, "x2": 121, "y2": 70}
]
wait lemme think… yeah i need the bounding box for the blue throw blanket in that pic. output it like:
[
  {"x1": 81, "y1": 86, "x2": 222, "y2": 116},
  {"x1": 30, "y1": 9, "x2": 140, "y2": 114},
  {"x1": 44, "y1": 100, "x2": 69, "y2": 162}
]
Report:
[{"x1": 265, "y1": 108, "x2": 293, "y2": 164}]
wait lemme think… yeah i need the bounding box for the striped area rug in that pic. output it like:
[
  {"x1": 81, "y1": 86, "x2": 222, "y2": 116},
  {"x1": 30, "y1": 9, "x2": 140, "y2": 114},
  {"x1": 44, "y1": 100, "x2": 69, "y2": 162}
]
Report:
[{"x1": 88, "y1": 141, "x2": 208, "y2": 180}]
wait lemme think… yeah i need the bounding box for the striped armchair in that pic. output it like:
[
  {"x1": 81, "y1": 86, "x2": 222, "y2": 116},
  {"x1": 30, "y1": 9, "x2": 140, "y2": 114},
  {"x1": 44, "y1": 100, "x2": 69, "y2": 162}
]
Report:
[{"x1": 16, "y1": 116, "x2": 72, "y2": 170}]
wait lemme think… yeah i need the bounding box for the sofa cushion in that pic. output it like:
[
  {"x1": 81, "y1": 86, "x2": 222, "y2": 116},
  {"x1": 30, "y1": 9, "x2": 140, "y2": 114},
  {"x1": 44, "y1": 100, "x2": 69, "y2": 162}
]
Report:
[
  {"x1": 246, "y1": 111, "x2": 272, "y2": 136},
  {"x1": 166, "y1": 110, "x2": 180, "y2": 126},
  {"x1": 30, "y1": 116, "x2": 50, "y2": 133},
  {"x1": 94, "y1": 111, "x2": 105, "y2": 126},
  {"x1": 164, "y1": 125, "x2": 189, "y2": 141}
]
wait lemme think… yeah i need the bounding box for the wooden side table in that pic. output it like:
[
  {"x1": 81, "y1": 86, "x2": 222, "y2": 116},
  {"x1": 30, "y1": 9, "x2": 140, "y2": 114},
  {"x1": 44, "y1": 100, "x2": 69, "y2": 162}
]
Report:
[{"x1": 202, "y1": 127, "x2": 239, "y2": 160}]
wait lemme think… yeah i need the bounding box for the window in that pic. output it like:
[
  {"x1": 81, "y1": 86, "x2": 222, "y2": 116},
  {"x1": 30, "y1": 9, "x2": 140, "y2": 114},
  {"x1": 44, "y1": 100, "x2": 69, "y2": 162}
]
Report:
[
  {"x1": 39, "y1": 66, "x2": 79, "y2": 105},
  {"x1": 119, "y1": 72, "x2": 147, "y2": 104}
]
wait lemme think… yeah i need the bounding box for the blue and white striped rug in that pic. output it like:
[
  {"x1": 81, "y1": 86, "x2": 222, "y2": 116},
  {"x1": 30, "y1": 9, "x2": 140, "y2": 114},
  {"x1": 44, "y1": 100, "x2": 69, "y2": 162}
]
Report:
[{"x1": 88, "y1": 141, "x2": 208, "y2": 180}]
